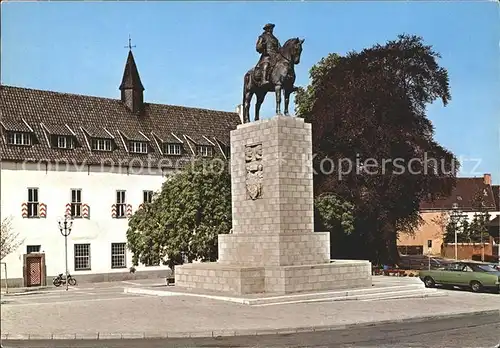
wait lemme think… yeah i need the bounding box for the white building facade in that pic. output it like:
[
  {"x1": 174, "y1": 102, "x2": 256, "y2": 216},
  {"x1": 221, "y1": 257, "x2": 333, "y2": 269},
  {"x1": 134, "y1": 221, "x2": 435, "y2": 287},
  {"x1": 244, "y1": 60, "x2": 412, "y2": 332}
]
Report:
[
  {"x1": 0, "y1": 49, "x2": 240, "y2": 287},
  {"x1": 1, "y1": 162, "x2": 168, "y2": 284}
]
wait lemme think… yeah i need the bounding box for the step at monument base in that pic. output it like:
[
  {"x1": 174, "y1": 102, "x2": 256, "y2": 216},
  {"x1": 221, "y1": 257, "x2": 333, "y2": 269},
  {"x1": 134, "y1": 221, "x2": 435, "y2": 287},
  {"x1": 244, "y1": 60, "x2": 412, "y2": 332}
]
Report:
[{"x1": 175, "y1": 260, "x2": 371, "y2": 295}]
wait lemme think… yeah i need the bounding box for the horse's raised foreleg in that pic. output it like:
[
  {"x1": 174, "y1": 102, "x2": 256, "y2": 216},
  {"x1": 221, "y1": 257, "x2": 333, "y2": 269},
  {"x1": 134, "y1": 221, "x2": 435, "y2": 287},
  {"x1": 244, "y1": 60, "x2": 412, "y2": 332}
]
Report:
[
  {"x1": 255, "y1": 92, "x2": 266, "y2": 121},
  {"x1": 275, "y1": 85, "x2": 282, "y2": 115},
  {"x1": 284, "y1": 88, "x2": 292, "y2": 116}
]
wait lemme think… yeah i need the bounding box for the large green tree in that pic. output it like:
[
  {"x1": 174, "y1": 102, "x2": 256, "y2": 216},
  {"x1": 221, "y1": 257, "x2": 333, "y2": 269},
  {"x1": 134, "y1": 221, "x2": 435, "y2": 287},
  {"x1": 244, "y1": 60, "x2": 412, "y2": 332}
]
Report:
[
  {"x1": 444, "y1": 208, "x2": 469, "y2": 244},
  {"x1": 295, "y1": 34, "x2": 458, "y2": 265},
  {"x1": 314, "y1": 193, "x2": 355, "y2": 257},
  {"x1": 468, "y1": 189, "x2": 491, "y2": 245},
  {"x1": 126, "y1": 158, "x2": 232, "y2": 270},
  {"x1": 443, "y1": 190, "x2": 491, "y2": 249}
]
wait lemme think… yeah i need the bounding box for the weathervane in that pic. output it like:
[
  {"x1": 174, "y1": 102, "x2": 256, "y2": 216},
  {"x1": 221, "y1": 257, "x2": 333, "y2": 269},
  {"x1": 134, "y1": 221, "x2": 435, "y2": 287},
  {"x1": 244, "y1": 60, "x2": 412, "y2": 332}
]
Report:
[{"x1": 125, "y1": 34, "x2": 136, "y2": 51}]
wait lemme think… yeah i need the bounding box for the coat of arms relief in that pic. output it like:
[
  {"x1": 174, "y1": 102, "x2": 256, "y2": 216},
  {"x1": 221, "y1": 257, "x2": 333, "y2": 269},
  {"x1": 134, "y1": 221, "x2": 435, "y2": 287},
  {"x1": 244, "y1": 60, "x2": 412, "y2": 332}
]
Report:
[{"x1": 245, "y1": 144, "x2": 263, "y2": 200}]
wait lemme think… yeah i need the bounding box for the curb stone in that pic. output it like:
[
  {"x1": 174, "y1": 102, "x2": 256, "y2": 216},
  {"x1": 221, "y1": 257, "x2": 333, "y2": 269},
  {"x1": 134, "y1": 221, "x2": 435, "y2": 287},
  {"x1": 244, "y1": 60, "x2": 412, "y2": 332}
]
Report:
[
  {"x1": 167, "y1": 332, "x2": 191, "y2": 338},
  {"x1": 276, "y1": 328, "x2": 300, "y2": 335},
  {"x1": 229, "y1": 329, "x2": 255, "y2": 336},
  {"x1": 122, "y1": 333, "x2": 146, "y2": 339},
  {"x1": 75, "y1": 333, "x2": 100, "y2": 340},
  {"x1": 1, "y1": 309, "x2": 498, "y2": 341},
  {"x1": 214, "y1": 330, "x2": 237, "y2": 337},
  {"x1": 97, "y1": 333, "x2": 122, "y2": 340},
  {"x1": 1, "y1": 287, "x2": 52, "y2": 296},
  {"x1": 186, "y1": 331, "x2": 214, "y2": 338},
  {"x1": 344, "y1": 309, "x2": 499, "y2": 329},
  {"x1": 255, "y1": 329, "x2": 283, "y2": 336},
  {"x1": 1, "y1": 290, "x2": 52, "y2": 297},
  {"x1": 394, "y1": 309, "x2": 499, "y2": 324},
  {"x1": 51, "y1": 334, "x2": 77, "y2": 340}
]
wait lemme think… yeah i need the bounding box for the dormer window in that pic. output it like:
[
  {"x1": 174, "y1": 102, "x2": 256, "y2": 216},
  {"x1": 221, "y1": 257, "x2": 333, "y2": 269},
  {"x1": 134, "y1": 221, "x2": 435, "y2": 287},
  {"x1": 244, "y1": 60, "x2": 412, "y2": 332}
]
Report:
[
  {"x1": 57, "y1": 135, "x2": 75, "y2": 149},
  {"x1": 2, "y1": 119, "x2": 36, "y2": 146},
  {"x1": 7, "y1": 132, "x2": 32, "y2": 146},
  {"x1": 91, "y1": 138, "x2": 112, "y2": 151},
  {"x1": 220, "y1": 144, "x2": 230, "y2": 158},
  {"x1": 165, "y1": 143, "x2": 182, "y2": 155},
  {"x1": 82, "y1": 126, "x2": 115, "y2": 152},
  {"x1": 213, "y1": 137, "x2": 230, "y2": 159},
  {"x1": 41, "y1": 123, "x2": 77, "y2": 149},
  {"x1": 198, "y1": 145, "x2": 213, "y2": 157},
  {"x1": 129, "y1": 141, "x2": 148, "y2": 154}
]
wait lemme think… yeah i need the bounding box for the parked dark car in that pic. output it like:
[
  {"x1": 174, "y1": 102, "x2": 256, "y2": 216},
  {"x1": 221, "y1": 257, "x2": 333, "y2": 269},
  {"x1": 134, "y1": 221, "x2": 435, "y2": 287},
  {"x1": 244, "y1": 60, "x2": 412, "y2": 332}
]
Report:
[
  {"x1": 398, "y1": 254, "x2": 452, "y2": 270},
  {"x1": 472, "y1": 254, "x2": 500, "y2": 263}
]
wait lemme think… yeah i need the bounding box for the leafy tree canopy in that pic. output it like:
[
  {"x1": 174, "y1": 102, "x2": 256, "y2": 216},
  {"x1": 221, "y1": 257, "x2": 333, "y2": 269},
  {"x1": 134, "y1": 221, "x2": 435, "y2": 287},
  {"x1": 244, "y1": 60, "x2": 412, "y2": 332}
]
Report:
[
  {"x1": 468, "y1": 189, "x2": 492, "y2": 243},
  {"x1": 126, "y1": 158, "x2": 232, "y2": 270},
  {"x1": 443, "y1": 209, "x2": 469, "y2": 244},
  {"x1": 314, "y1": 193, "x2": 354, "y2": 235},
  {"x1": 295, "y1": 34, "x2": 459, "y2": 264},
  {"x1": 314, "y1": 194, "x2": 356, "y2": 257},
  {"x1": 444, "y1": 189, "x2": 491, "y2": 244}
]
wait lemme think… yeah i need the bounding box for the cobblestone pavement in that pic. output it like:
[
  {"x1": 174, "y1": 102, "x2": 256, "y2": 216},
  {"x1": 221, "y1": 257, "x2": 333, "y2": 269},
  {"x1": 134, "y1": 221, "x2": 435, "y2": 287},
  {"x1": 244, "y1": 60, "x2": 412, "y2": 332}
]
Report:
[
  {"x1": 1, "y1": 278, "x2": 499, "y2": 337},
  {"x1": 2, "y1": 312, "x2": 499, "y2": 347}
]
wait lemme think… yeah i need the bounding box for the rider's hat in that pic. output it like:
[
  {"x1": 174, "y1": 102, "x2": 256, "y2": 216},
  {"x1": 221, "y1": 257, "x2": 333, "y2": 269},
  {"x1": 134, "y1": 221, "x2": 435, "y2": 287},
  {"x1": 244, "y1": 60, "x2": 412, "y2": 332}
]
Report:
[{"x1": 263, "y1": 23, "x2": 275, "y2": 31}]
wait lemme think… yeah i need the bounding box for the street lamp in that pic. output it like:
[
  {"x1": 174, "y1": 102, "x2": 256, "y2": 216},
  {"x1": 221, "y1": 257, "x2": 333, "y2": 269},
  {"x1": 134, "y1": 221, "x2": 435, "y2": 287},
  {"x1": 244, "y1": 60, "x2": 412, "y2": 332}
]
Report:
[
  {"x1": 480, "y1": 221, "x2": 484, "y2": 262},
  {"x1": 57, "y1": 215, "x2": 73, "y2": 291},
  {"x1": 452, "y1": 203, "x2": 459, "y2": 260}
]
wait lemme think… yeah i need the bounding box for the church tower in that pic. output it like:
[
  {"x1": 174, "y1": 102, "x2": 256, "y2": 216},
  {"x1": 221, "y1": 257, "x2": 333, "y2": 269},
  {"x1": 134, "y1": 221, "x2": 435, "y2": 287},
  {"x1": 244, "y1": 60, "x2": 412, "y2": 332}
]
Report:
[{"x1": 119, "y1": 47, "x2": 144, "y2": 114}]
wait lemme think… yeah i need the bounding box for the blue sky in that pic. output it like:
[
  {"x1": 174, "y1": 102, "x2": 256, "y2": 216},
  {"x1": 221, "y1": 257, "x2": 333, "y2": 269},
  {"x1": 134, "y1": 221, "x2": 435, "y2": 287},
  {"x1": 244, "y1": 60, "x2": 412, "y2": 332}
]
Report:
[{"x1": 2, "y1": 2, "x2": 499, "y2": 183}]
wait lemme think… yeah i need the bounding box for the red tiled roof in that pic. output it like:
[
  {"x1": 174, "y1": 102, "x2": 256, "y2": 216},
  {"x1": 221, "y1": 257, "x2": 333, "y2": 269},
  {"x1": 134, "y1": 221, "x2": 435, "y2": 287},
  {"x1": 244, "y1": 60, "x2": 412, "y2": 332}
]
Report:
[
  {"x1": 492, "y1": 185, "x2": 500, "y2": 211},
  {"x1": 489, "y1": 215, "x2": 499, "y2": 227},
  {"x1": 0, "y1": 85, "x2": 240, "y2": 168},
  {"x1": 420, "y1": 177, "x2": 496, "y2": 211},
  {"x1": 41, "y1": 122, "x2": 75, "y2": 136}
]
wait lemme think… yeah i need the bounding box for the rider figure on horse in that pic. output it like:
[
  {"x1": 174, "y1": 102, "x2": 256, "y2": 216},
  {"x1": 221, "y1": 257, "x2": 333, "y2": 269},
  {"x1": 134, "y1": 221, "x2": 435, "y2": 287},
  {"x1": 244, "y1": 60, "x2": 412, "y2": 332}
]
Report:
[{"x1": 256, "y1": 23, "x2": 281, "y2": 85}]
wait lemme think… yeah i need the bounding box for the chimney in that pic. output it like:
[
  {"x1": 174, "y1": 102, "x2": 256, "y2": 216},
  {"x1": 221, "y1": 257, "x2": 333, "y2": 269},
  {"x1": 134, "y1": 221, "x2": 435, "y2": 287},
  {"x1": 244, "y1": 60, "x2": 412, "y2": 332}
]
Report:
[
  {"x1": 235, "y1": 104, "x2": 244, "y2": 124},
  {"x1": 484, "y1": 173, "x2": 492, "y2": 185}
]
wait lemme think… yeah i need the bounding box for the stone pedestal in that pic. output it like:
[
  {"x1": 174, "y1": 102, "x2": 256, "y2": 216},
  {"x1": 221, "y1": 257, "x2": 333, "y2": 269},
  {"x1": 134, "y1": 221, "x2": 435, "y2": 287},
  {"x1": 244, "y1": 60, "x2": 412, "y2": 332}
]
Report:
[{"x1": 175, "y1": 116, "x2": 371, "y2": 294}]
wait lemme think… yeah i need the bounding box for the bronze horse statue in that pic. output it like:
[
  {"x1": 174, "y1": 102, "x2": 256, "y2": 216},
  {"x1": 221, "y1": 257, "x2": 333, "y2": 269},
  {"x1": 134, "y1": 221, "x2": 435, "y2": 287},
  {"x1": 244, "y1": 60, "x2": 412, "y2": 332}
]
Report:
[{"x1": 242, "y1": 38, "x2": 304, "y2": 123}]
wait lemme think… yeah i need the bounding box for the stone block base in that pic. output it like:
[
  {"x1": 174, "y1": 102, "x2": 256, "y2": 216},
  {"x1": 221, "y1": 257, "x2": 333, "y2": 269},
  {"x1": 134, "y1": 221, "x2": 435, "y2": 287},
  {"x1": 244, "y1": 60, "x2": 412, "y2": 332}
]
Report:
[
  {"x1": 175, "y1": 260, "x2": 372, "y2": 295},
  {"x1": 175, "y1": 263, "x2": 265, "y2": 294},
  {"x1": 218, "y1": 232, "x2": 330, "y2": 266},
  {"x1": 264, "y1": 260, "x2": 372, "y2": 293}
]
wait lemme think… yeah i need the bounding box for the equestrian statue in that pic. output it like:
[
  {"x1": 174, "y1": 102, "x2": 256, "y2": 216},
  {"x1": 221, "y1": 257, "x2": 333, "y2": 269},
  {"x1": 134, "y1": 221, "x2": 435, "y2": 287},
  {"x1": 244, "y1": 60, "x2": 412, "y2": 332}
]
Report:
[{"x1": 242, "y1": 23, "x2": 305, "y2": 123}]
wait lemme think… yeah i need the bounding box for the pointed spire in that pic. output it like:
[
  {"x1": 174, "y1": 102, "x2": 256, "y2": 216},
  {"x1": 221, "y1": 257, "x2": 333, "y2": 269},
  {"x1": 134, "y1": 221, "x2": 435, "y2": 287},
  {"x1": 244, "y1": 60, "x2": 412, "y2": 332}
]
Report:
[
  {"x1": 119, "y1": 43, "x2": 144, "y2": 114},
  {"x1": 119, "y1": 50, "x2": 144, "y2": 92}
]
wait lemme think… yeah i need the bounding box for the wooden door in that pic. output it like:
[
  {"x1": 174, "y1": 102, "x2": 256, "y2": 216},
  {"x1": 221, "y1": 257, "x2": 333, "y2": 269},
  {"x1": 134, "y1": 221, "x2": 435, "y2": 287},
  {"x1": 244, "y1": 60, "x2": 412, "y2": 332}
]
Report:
[{"x1": 26, "y1": 256, "x2": 42, "y2": 287}]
